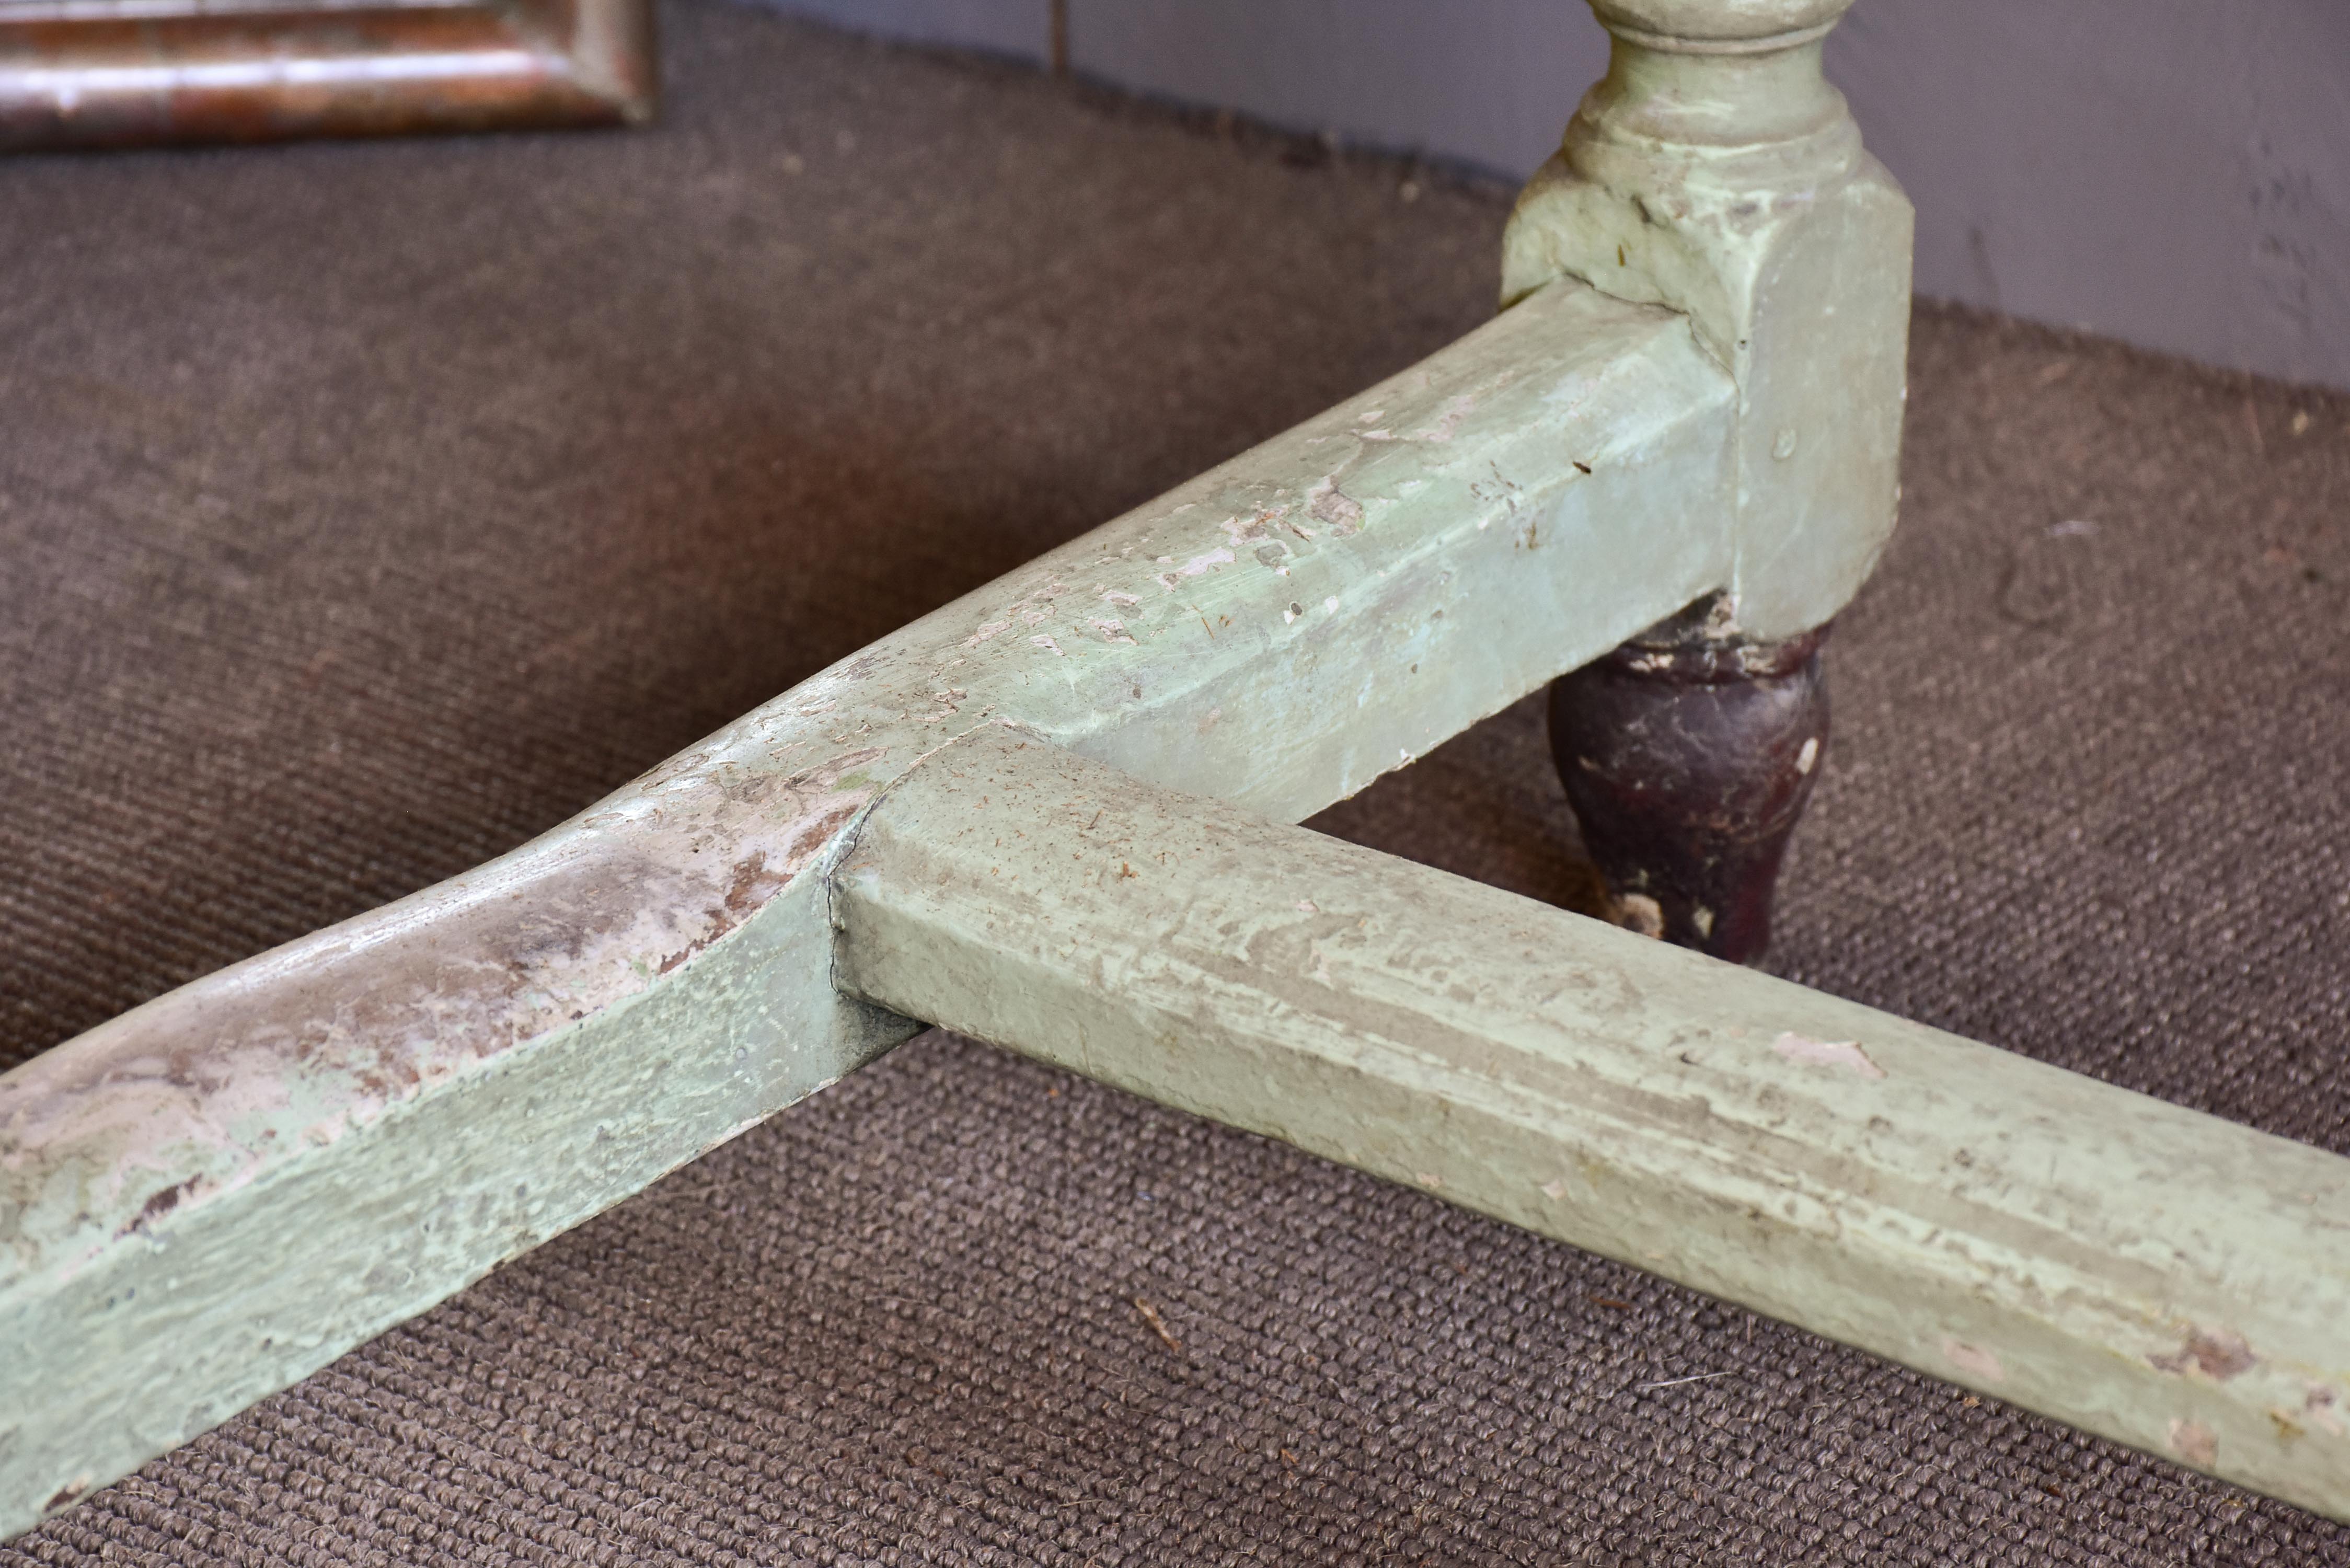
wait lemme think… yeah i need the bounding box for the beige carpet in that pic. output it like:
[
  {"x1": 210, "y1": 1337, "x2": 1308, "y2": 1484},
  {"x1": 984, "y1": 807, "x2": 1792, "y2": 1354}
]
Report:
[{"x1": 3, "y1": 2, "x2": 2347, "y2": 1561}]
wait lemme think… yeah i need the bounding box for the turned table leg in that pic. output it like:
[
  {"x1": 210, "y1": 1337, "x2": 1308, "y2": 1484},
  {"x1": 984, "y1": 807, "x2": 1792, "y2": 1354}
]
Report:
[
  {"x1": 1505, "y1": 0, "x2": 1908, "y2": 969},
  {"x1": 1549, "y1": 598, "x2": 1828, "y2": 964}
]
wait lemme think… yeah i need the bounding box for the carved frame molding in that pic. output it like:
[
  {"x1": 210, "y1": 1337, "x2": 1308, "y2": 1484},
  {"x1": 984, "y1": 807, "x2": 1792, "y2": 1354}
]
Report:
[{"x1": 0, "y1": 0, "x2": 651, "y2": 151}]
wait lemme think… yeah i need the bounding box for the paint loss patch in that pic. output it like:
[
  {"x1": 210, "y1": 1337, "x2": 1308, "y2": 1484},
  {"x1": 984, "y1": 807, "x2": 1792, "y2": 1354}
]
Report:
[
  {"x1": 1770, "y1": 1031, "x2": 1885, "y2": 1079},
  {"x1": 2150, "y1": 1327, "x2": 2256, "y2": 1381}
]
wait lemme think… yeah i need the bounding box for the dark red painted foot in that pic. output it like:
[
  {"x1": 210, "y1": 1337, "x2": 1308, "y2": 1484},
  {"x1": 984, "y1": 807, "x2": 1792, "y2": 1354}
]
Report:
[{"x1": 1548, "y1": 599, "x2": 1829, "y2": 964}]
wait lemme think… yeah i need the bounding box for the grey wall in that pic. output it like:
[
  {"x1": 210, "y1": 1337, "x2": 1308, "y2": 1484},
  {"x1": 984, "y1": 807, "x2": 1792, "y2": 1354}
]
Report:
[
  {"x1": 786, "y1": 0, "x2": 1046, "y2": 59},
  {"x1": 771, "y1": 0, "x2": 2350, "y2": 390},
  {"x1": 1834, "y1": 2, "x2": 2350, "y2": 391}
]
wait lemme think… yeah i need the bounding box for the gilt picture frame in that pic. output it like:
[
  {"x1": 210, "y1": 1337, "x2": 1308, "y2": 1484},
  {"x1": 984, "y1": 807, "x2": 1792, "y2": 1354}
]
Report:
[{"x1": 0, "y1": 0, "x2": 651, "y2": 151}]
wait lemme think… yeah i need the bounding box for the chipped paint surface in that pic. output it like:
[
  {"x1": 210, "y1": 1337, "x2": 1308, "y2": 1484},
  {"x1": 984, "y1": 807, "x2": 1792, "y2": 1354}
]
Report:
[
  {"x1": 2171, "y1": 1419, "x2": 2221, "y2": 1468},
  {"x1": 1500, "y1": 9, "x2": 1911, "y2": 640},
  {"x1": 3, "y1": 858, "x2": 915, "y2": 1543},
  {"x1": 0, "y1": 276, "x2": 1740, "y2": 1538},
  {"x1": 2151, "y1": 1327, "x2": 2257, "y2": 1381},
  {"x1": 834, "y1": 727, "x2": 2350, "y2": 1526},
  {"x1": 2, "y1": 279, "x2": 1726, "y2": 1273},
  {"x1": 2, "y1": 744, "x2": 883, "y2": 1283},
  {"x1": 1770, "y1": 1031, "x2": 1885, "y2": 1079},
  {"x1": 1157, "y1": 547, "x2": 1234, "y2": 589},
  {"x1": 1943, "y1": 1340, "x2": 2007, "y2": 1383}
]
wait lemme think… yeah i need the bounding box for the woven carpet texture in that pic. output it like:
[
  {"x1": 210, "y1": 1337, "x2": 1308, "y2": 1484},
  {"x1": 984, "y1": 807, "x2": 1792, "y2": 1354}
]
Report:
[{"x1": 3, "y1": 3, "x2": 2347, "y2": 1562}]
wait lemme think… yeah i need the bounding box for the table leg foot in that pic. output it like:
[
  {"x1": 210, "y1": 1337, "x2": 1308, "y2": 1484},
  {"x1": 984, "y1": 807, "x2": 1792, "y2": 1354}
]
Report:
[{"x1": 1548, "y1": 601, "x2": 1829, "y2": 964}]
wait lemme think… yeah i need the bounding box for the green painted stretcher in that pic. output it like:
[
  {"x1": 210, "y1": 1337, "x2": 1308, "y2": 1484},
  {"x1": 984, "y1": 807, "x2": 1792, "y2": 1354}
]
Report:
[{"x1": 4, "y1": 0, "x2": 2343, "y2": 1538}]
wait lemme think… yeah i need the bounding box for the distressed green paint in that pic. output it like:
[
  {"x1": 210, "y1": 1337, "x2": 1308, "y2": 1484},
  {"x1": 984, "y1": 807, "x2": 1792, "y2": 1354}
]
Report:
[
  {"x1": 1, "y1": 0, "x2": 1950, "y2": 1533},
  {"x1": 0, "y1": 278, "x2": 1740, "y2": 1537},
  {"x1": 1504, "y1": 0, "x2": 1913, "y2": 640},
  {"x1": 833, "y1": 726, "x2": 2350, "y2": 1525},
  {"x1": 3, "y1": 870, "x2": 916, "y2": 1526}
]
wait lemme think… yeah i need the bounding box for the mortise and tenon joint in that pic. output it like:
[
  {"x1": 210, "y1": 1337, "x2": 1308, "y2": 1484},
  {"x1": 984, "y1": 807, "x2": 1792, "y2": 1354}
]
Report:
[{"x1": 1508, "y1": 0, "x2": 1910, "y2": 958}]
